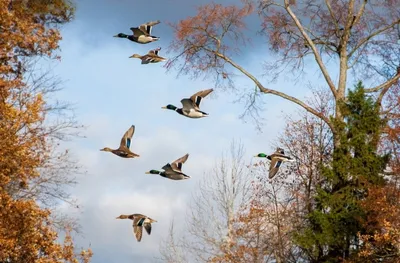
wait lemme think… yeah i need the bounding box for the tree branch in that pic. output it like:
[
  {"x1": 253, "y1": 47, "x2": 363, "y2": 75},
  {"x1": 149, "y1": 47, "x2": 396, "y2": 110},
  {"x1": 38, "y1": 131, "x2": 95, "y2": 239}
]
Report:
[
  {"x1": 352, "y1": 0, "x2": 367, "y2": 27},
  {"x1": 324, "y1": 0, "x2": 340, "y2": 34},
  {"x1": 207, "y1": 47, "x2": 335, "y2": 133},
  {"x1": 283, "y1": 0, "x2": 338, "y2": 99},
  {"x1": 365, "y1": 72, "x2": 400, "y2": 93},
  {"x1": 348, "y1": 19, "x2": 400, "y2": 58}
]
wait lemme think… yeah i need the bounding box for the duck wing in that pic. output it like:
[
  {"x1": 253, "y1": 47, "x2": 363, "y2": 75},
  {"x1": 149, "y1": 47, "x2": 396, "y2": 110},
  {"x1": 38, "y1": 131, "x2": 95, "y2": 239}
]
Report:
[
  {"x1": 130, "y1": 27, "x2": 146, "y2": 37},
  {"x1": 272, "y1": 153, "x2": 293, "y2": 161},
  {"x1": 119, "y1": 125, "x2": 135, "y2": 150},
  {"x1": 138, "y1": 20, "x2": 160, "y2": 35},
  {"x1": 132, "y1": 217, "x2": 145, "y2": 242},
  {"x1": 180, "y1": 98, "x2": 196, "y2": 115},
  {"x1": 144, "y1": 223, "x2": 152, "y2": 235},
  {"x1": 170, "y1": 153, "x2": 189, "y2": 172},
  {"x1": 141, "y1": 56, "x2": 151, "y2": 64},
  {"x1": 189, "y1": 89, "x2": 213, "y2": 110},
  {"x1": 275, "y1": 148, "x2": 285, "y2": 154},
  {"x1": 268, "y1": 158, "x2": 283, "y2": 179},
  {"x1": 270, "y1": 148, "x2": 293, "y2": 161},
  {"x1": 161, "y1": 163, "x2": 174, "y2": 172},
  {"x1": 148, "y1": 47, "x2": 161, "y2": 56}
]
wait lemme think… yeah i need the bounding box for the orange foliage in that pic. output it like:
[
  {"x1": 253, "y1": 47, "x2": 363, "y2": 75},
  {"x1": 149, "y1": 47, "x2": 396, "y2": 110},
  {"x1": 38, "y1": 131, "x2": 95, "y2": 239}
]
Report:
[
  {"x1": 0, "y1": 0, "x2": 92, "y2": 262},
  {"x1": 344, "y1": 183, "x2": 400, "y2": 262},
  {"x1": 167, "y1": 3, "x2": 253, "y2": 77},
  {"x1": 207, "y1": 180, "x2": 298, "y2": 263}
]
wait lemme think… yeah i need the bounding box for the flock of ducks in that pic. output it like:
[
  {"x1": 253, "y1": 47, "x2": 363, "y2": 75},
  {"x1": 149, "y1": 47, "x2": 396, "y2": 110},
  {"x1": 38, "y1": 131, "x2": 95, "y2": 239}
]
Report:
[{"x1": 106, "y1": 21, "x2": 294, "y2": 243}]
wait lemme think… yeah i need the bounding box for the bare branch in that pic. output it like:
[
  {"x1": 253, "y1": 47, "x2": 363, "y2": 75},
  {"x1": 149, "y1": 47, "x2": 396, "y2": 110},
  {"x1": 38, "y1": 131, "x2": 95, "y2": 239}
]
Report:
[
  {"x1": 348, "y1": 19, "x2": 400, "y2": 58},
  {"x1": 210, "y1": 49, "x2": 335, "y2": 133},
  {"x1": 365, "y1": 71, "x2": 400, "y2": 93},
  {"x1": 283, "y1": 1, "x2": 337, "y2": 99}
]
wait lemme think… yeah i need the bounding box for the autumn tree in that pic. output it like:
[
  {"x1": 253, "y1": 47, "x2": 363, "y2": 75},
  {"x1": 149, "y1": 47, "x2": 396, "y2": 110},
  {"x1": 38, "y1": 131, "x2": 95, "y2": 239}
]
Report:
[
  {"x1": 346, "y1": 85, "x2": 400, "y2": 262},
  {"x1": 295, "y1": 82, "x2": 389, "y2": 262},
  {"x1": 205, "y1": 88, "x2": 335, "y2": 263},
  {"x1": 166, "y1": 0, "x2": 400, "y2": 147},
  {"x1": 0, "y1": 0, "x2": 92, "y2": 261},
  {"x1": 166, "y1": 1, "x2": 400, "y2": 261}
]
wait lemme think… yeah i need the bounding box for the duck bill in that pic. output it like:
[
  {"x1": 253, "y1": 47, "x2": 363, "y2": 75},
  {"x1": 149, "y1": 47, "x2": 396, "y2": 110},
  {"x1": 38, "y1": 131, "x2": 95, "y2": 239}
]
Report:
[
  {"x1": 145, "y1": 171, "x2": 151, "y2": 174},
  {"x1": 161, "y1": 106, "x2": 167, "y2": 109}
]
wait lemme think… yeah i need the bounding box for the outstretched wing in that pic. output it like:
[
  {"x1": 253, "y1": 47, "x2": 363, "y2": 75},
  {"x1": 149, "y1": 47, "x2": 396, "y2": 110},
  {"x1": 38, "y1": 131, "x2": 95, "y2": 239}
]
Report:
[
  {"x1": 170, "y1": 153, "x2": 189, "y2": 172},
  {"x1": 268, "y1": 158, "x2": 282, "y2": 179},
  {"x1": 133, "y1": 225, "x2": 143, "y2": 242},
  {"x1": 138, "y1": 20, "x2": 160, "y2": 35},
  {"x1": 189, "y1": 89, "x2": 213, "y2": 110},
  {"x1": 271, "y1": 148, "x2": 293, "y2": 161},
  {"x1": 132, "y1": 217, "x2": 145, "y2": 242},
  {"x1": 180, "y1": 98, "x2": 196, "y2": 114},
  {"x1": 141, "y1": 56, "x2": 151, "y2": 64},
  {"x1": 130, "y1": 27, "x2": 145, "y2": 37},
  {"x1": 148, "y1": 47, "x2": 161, "y2": 56},
  {"x1": 144, "y1": 223, "x2": 152, "y2": 235},
  {"x1": 161, "y1": 163, "x2": 174, "y2": 172},
  {"x1": 275, "y1": 147, "x2": 285, "y2": 155},
  {"x1": 120, "y1": 125, "x2": 135, "y2": 150}
]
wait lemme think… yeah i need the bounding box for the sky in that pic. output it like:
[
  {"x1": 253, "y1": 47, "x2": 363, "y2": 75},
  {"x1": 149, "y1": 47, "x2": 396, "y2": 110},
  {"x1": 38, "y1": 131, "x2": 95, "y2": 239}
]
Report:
[{"x1": 43, "y1": 0, "x2": 332, "y2": 262}]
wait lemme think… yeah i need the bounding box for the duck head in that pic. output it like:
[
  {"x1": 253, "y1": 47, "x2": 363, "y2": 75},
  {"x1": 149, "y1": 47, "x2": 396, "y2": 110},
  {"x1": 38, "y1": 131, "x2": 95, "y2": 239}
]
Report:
[
  {"x1": 145, "y1": 170, "x2": 162, "y2": 175},
  {"x1": 100, "y1": 147, "x2": 113, "y2": 152},
  {"x1": 161, "y1": 104, "x2": 177, "y2": 111},
  {"x1": 113, "y1": 33, "x2": 129, "y2": 38},
  {"x1": 116, "y1": 215, "x2": 130, "y2": 219},
  {"x1": 129, "y1": 54, "x2": 142, "y2": 59}
]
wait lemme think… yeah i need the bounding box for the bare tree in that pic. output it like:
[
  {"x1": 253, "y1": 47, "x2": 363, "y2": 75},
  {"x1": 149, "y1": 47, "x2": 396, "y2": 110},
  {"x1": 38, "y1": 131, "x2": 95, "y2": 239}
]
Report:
[{"x1": 159, "y1": 140, "x2": 252, "y2": 262}]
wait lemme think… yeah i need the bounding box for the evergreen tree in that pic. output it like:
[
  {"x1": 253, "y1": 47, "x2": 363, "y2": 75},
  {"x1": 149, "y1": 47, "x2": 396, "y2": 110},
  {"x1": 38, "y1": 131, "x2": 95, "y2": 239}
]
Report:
[{"x1": 295, "y1": 82, "x2": 388, "y2": 263}]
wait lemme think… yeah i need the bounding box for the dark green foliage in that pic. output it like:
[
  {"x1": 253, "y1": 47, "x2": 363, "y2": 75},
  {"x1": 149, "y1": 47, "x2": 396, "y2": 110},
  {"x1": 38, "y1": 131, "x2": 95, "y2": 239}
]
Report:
[{"x1": 295, "y1": 82, "x2": 389, "y2": 263}]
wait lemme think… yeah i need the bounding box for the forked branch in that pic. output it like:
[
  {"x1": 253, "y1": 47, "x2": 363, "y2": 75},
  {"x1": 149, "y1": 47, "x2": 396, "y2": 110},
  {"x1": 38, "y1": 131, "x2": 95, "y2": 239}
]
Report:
[
  {"x1": 283, "y1": 0, "x2": 337, "y2": 99},
  {"x1": 206, "y1": 47, "x2": 334, "y2": 132},
  {"x1": 365, "y1": 70, "x2": 400, "y2": 93}
]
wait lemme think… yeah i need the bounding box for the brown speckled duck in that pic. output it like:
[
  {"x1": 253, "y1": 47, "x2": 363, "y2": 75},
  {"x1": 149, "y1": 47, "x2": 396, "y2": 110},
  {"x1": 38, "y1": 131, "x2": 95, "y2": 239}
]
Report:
[
  {"x1": 129, "y1": 47, "x2": 166, "y2": 64},
  {"x1": 100, "y1": 125, "x2": 139, "y2": 158}
]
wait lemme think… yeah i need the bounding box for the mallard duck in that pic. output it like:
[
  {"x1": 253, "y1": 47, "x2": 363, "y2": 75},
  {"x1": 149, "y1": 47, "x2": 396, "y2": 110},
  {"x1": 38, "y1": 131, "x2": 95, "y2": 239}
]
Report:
[
  {"x1": 254, "y1": 147, "x2": 294, "y2": 179},
  {"x1": 129, "y1": 47, "x2": 166, "y2": 64},
  {"x1": 100, "y1": 125, "x2": 140, "y2": 158},
  {"x1": 145, "y1": 153, "x2": 190, "y2": 180},
  {"x1": 116, "y1": 213, "x2": 157, "y2": 242},
  {"x1": 113, "y1": 20, "x2": 160, "y2": 44},
  {"x1": 161, "y1": 89, "x2": 213, "y2": 118}
]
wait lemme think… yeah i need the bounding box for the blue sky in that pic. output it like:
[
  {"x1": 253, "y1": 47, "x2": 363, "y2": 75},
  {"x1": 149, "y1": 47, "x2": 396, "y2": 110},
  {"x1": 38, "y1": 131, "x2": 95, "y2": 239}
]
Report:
[{"x1": 44, "y1": 0, "x2": 335, "y2": 262}]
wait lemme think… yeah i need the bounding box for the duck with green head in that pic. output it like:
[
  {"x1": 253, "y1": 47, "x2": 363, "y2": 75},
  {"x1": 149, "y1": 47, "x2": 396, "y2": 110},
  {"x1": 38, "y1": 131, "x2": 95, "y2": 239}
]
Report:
[
  {"x1": 116, "y1": 213, "x2": 157, "y2": 242},
  {"x1": 114, "y1": 20, "x2": 160, "y2": 44},
  {"x1": 100, "y1": 125, "x2": 140, "y2": 158},
  {"x1": 254, "y1": 147, "x2": 294, "y2": 179},
  {"x1": 145, "y1": 153, "x2": 191, "y2": 180},
  {"x1": 162, "y1": 89, "x2": 213, "y2": 118}
]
